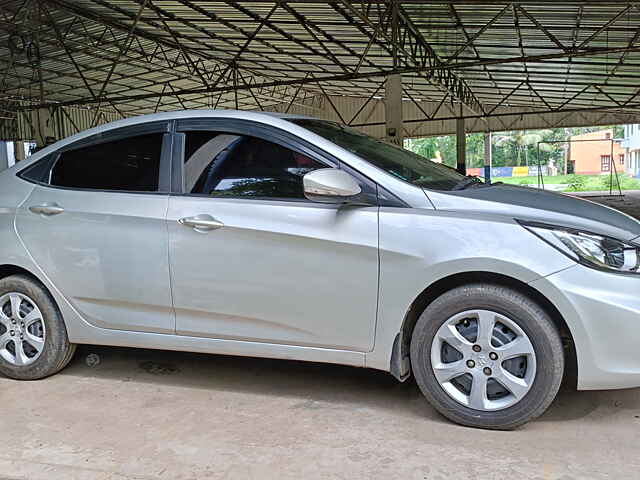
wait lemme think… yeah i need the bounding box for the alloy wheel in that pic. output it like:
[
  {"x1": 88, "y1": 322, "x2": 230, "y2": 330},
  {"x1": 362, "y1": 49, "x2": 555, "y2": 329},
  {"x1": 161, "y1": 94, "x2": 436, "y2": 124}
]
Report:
[
  {"x1": 0, "y1": 292, "x2": 46, "y2": 366},
  {"x1": 431, "y1": 309, "x2": 536, "y2": 411}
]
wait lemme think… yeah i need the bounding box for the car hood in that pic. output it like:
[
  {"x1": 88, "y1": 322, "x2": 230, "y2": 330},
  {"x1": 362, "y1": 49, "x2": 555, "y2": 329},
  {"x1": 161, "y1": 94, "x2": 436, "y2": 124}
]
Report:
[{"x1": 424, "y1": 184, "x2": 640, "y2": 242}]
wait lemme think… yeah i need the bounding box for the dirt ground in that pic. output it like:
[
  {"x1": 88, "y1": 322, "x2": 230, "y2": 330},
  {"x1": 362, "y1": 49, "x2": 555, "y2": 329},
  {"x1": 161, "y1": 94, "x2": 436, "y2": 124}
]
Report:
[
  {"x1": 1, "y1": 345, "x2": 639, "y2": 480},
  {"x1": 2, "y1": 191, "x2": 640, "y2": 480},
  {"x1": 571, "y1": 189, "x2": 640, "y2": 219}
]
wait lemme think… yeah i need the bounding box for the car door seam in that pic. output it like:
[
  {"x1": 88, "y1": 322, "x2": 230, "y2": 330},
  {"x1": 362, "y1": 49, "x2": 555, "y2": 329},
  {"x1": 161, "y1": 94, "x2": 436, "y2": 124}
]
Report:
[{"x1": 165, "y1": 196, "x2": 177, "y2": 335}]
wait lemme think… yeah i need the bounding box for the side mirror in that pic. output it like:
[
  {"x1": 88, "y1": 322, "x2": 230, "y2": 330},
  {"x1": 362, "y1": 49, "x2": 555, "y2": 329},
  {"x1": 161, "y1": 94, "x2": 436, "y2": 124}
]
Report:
[{"x1": 303, "y1": 168, "x2": 362, "y2": 204}]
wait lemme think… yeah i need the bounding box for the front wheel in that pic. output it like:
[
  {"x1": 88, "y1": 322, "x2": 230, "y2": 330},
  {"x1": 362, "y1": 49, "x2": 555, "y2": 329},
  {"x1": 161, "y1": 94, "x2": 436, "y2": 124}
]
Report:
[{"x1": 410, "y1": 284, "x2": 564, "y2": 430}]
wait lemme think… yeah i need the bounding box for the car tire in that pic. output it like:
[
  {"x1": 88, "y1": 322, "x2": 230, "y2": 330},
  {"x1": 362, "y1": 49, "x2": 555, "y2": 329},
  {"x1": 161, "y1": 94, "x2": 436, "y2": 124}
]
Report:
[
  {"x1": 0, "y1": 274, "x2": 76, "y2": 380},
  {"x1": 410, "y1": 283, "x2": 564, "y2": 430}
]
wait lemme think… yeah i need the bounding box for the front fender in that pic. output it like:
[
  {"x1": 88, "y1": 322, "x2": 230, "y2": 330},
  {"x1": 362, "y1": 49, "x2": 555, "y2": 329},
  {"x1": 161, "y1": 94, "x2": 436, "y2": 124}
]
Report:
[{"x1": 365, "y1": 207, "x2": 575, "y2": 373}]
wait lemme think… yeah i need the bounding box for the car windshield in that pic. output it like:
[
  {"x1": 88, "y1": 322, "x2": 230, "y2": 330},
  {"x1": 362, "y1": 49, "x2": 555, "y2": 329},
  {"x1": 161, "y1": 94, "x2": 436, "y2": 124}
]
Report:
[{"x1": 290, "y1": 118, "x2": 469, "y2": 191}]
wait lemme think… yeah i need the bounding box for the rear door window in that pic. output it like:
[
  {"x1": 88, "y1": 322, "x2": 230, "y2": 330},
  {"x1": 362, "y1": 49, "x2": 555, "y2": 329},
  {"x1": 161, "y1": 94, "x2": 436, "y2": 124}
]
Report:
[{"x1": 49, "y1": 132, "x2": 164, "y2": 192}]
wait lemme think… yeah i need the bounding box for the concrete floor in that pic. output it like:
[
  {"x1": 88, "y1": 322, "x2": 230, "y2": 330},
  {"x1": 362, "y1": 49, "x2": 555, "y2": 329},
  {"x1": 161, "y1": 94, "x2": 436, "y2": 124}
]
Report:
[
  {"x1": 1, "y1": 345, "x2": 640, "y2": 480},
  {"x1": 3, "y1": 191, "x2": 640, "y2": 480}
]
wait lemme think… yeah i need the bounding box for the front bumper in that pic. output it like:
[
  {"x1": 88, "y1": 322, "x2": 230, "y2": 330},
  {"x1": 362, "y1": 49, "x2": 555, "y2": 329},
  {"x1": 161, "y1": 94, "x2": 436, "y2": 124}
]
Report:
[{"x1": 530, "y1": 264, "x2": 640, "y2": 390}]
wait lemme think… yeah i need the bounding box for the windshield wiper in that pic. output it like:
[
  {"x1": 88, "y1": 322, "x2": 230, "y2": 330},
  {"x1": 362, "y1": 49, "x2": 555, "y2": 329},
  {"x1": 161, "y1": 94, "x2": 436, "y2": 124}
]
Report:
[{"x1": 452, "y1": 175, "x2": 483, "y2": 191}]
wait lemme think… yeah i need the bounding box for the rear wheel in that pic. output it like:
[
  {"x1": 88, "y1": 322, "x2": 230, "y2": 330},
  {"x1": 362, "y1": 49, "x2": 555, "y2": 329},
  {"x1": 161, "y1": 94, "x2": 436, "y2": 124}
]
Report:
[
  {"x1": 410, "y1": 284, "x2": 564, "y2": 430},
  {"x1": 0, "y1": 275, "x2": 76, "y2": 380}
]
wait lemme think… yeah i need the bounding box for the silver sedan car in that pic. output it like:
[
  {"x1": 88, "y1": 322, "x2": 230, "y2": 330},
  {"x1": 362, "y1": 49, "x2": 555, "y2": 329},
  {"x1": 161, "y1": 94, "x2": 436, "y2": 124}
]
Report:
[{"x1": 1, "y1": 110, "x2": 639, "y2": 429}]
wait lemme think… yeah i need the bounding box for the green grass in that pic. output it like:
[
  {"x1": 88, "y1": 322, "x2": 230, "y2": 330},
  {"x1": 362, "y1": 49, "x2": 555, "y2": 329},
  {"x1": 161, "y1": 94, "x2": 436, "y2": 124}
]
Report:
[{"x1": 497, "y1": 174, "x2": 640, "y2": 192}]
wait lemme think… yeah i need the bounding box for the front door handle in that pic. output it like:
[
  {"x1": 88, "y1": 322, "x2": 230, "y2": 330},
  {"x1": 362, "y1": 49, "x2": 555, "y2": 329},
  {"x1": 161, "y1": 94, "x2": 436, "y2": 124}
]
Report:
[
  {"x1": 178, "y1": 214, "x2": 224, "y2": 232},
  {"x1": 29, "y1": 203, "x2": 65, "y2": 216}
]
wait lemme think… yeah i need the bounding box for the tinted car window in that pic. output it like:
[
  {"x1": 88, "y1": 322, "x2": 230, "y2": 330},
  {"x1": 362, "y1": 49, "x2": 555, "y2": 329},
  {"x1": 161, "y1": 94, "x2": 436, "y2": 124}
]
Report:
[
  {"x1": 291, "y1": 119, "x2": 467, "y2": 191},
  {"x1": 184, "y1": 131, "x2": 326, "y2": 199},
  {"x1": 50, "y1": 133, "x2": 163, "y2": 192},
  {"x1": 18, "y1": 153, "x2": 58, "y2": 184}
]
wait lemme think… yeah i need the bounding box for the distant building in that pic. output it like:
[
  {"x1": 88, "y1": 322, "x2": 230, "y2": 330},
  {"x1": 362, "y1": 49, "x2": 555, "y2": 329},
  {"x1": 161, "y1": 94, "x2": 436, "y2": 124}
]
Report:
[
  {"x1": 566, "y1": 129, "x2": 625, "y2": 175},
  {"x1": 622, "y1": 124, "x2": 640, "y2": 178}
]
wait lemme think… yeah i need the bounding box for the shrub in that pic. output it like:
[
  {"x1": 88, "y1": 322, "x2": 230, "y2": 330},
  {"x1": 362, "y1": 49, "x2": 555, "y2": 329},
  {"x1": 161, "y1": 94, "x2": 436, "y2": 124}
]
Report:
[
  {"x1": 600, "y1": 173, "x2": 629, "y2": 191},
  {"x1": 566, "y1": 174, "x2": 586, "y2": 191}
]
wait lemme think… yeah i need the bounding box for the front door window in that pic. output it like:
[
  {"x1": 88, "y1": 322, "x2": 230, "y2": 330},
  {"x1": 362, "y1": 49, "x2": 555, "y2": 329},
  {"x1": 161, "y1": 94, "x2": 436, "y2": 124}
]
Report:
[{"x1": 183, "y1": 131, "x2": 325, "y2": 199}]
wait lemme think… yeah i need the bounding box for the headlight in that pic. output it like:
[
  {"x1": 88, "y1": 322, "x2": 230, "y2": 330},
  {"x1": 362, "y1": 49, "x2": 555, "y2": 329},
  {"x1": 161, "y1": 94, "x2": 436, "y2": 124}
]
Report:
[{"x1": 521, "y1": 221, "x2": 640, "y2": 274}]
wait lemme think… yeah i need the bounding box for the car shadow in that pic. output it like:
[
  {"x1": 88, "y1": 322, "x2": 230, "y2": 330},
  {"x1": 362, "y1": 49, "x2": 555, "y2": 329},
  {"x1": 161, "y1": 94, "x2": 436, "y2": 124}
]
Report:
[
  {"x1": 59, "y1": 345, "x2": 640, "y2": 426},
  {"x1": 61, "y1": 345, "x2": 439, "y2": 421}
]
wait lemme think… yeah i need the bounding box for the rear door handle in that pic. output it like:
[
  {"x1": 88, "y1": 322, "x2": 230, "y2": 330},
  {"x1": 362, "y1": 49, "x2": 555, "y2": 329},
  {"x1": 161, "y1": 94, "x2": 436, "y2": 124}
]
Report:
[
  {"x1": 29, "y1": 203, "x2": 65, "y2": 216},
  {"x1": 178, "y1": 214, "x2": 224, "y2": 232}
]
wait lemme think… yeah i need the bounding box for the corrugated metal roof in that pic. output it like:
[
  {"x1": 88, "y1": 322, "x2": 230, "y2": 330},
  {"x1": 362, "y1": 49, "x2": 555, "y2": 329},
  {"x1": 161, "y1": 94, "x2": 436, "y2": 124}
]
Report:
[{"x1": 0, "y1": 0, "x2": 639, "y2": 134}]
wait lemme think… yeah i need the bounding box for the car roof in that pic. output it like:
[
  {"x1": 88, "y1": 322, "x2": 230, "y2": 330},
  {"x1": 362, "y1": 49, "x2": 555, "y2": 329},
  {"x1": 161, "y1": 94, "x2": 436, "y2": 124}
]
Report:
[
  {"x1": 91, "y1": 109, "x2": 318, "y2": 134},
  {"x1": 10, "y1": 108, "x2": 431, "y2": 209},
  {"x1": 25, "y1": 109, "x2": 320, "y2": 163}
]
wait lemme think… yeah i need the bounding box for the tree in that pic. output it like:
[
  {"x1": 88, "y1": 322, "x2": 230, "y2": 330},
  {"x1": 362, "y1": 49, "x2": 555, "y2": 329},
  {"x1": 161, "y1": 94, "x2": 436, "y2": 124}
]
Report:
[
  {"x1": 493, "y1": 130, "x2": 554, "y2": 166},
  {"x1": 405, "y1": 124, "x2": 626, "y2": 172}
]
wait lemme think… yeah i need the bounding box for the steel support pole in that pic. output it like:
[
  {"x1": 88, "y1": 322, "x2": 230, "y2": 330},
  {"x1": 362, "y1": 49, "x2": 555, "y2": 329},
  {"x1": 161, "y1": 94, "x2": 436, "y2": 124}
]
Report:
[
  {"x1": 484, "y1": 131, "x2": 492, "y2": 183},
  {"x1": 385, "y1": 74, "x2": 403, "y2": 146},
  {"x1": 0, "y1": 142, "x2": 9, "y2": 172},
  {"x1": 33, "y1": 108, "x2": 56, "y2": 147},
  {"x1": 14, "y1": 141, "x2": 26, "y2": 162},
  {"x1": 456, "y1": 117, "x2": 466, "y2": 174}
]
